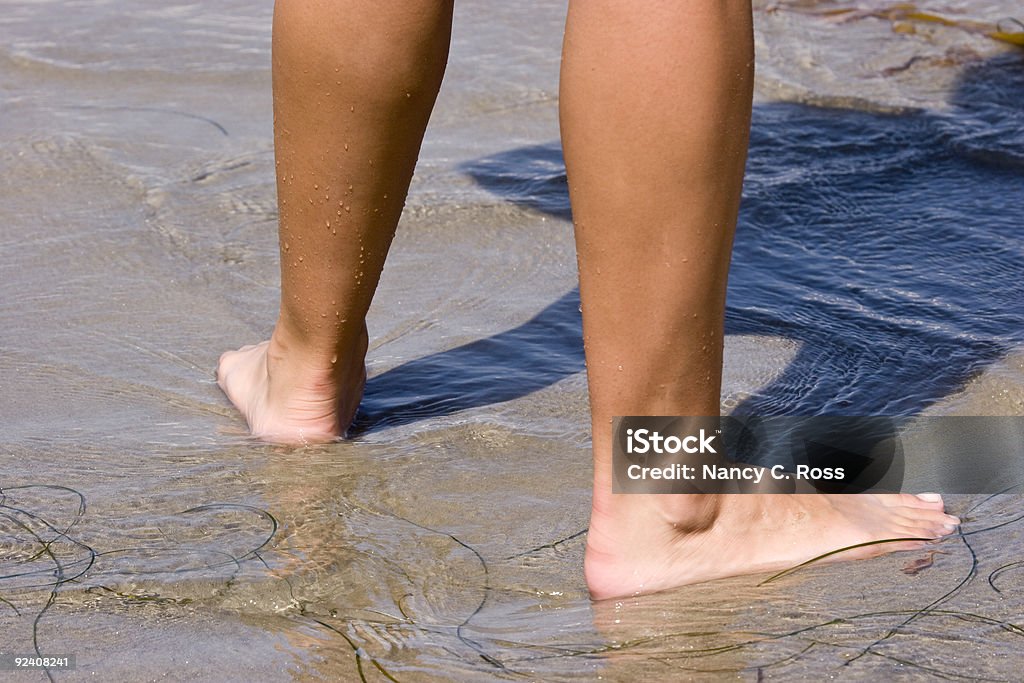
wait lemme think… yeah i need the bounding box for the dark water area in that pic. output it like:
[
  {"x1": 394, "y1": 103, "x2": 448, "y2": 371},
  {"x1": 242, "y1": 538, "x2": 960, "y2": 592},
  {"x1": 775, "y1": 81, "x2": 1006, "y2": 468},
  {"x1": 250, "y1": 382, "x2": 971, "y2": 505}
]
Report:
[
  {"x1": 733, "y1": 57, "x2": 1024, "y2": 416},
  {"x1": 459, "y1": 53, "x2": 1024, "y2": 424}
]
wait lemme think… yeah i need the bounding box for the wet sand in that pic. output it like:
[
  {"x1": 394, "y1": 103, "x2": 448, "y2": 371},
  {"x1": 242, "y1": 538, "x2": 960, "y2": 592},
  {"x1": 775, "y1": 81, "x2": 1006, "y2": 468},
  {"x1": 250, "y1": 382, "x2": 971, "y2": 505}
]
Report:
[{"x1": 2, "y1": 1, "x2": 1024, "y2": 680}]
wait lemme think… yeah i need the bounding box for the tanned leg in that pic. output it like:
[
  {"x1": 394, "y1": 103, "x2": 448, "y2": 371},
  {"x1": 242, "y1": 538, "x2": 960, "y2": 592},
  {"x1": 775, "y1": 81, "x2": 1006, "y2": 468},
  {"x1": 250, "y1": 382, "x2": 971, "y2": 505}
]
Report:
[
  {"x1": 559, "y1": 0, "x2": 959, "y2": 599},
  {"x1": 218, "y1": 1, "x2": 453, "y2": 443}
]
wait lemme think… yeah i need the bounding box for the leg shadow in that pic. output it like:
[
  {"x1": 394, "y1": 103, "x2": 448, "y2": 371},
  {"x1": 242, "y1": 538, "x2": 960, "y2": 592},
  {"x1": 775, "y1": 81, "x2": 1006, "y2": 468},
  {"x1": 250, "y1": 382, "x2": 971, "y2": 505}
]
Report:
[
  {"x1": 356, "y1": 289, "x2": 583, "y2": 431},
  {"x1": 357, "y1": 52, "x2": 1023, "y2": 431}
]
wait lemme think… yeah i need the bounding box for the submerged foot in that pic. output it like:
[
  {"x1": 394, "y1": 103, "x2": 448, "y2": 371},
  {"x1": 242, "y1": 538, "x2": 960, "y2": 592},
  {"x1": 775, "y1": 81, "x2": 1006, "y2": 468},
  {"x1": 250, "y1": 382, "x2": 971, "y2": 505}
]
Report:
[
  {"x1": 585, "y1": 492, "x2": 960, "y2": 600},
  {"x1": 217, "y1": 324, "x2": 367, "y2": 444}
]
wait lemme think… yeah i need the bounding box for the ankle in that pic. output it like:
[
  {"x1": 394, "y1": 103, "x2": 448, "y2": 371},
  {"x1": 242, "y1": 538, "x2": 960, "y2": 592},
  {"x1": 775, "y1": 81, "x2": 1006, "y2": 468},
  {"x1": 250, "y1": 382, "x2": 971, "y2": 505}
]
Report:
[
  {"x1": 260, "y1": 320, "x2": 367, "y2": 440},
  {"x1": 269, "y1": 317, "x2": 368, "y2": 379},
  {"x1": 588, "y1": 493, "x2": 723, "y2": 557}
]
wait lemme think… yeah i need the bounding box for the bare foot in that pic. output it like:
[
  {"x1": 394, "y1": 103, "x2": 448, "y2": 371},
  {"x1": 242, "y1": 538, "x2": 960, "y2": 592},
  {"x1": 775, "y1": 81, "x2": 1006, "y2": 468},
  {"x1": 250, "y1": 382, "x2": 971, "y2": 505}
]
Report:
[
  {"x1": 217, "y1": 324, "x2": 367, "y2": 444},
  {"x1": 585, "y1": 491, "x2": 960, "y2": 600}
]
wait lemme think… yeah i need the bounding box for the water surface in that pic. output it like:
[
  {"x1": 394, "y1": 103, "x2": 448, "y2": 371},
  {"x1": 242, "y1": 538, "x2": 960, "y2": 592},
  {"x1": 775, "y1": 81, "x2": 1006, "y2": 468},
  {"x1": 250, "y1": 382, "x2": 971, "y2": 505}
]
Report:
[{"x1": 2, "y1": 1, "x2": 1023, "y2": 680}]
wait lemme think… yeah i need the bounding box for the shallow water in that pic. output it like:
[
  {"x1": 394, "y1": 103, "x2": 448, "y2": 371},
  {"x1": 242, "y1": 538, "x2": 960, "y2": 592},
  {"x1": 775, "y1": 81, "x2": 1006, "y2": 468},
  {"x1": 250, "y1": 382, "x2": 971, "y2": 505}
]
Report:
[{"x1": 2, "y1": 1, "x2": 1023, "y2": 680}]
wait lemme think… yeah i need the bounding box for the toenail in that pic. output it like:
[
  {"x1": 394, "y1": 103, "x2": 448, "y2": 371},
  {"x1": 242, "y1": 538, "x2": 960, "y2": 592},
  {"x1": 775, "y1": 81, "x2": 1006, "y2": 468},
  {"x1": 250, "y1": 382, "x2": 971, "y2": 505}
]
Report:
[
  {"x1": 917, "y1": 493, "x2": 942, "y2": 502},
  {"x1": 943, "y1": 523, "x2": 957, "y2": 531}
]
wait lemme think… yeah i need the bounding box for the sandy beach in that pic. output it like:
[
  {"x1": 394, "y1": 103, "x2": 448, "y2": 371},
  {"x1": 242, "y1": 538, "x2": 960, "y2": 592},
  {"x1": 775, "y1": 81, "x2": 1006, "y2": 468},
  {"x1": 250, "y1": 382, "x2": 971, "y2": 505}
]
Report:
[{"x1": 2, "y1": 1, "x2": 1023, "y2": 680}]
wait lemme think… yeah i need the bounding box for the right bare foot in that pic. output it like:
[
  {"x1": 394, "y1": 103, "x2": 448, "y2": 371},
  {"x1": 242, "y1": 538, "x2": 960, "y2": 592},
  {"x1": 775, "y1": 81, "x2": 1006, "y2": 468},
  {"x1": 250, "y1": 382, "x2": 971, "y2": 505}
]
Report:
[
  {"x1": 217, "y1": 323, "x2": 367, "y2": 444},
  {"x1": 585, "y1": 491, "x2": 960, "y2": 600}
]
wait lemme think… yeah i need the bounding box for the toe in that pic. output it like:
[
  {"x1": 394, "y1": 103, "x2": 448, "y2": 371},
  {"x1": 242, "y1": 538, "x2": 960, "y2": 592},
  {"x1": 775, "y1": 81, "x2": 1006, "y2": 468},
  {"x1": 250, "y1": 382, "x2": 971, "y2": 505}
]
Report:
[
  {"x1": 912, "y1": 492, "x2": 945, "y2": 510},
  {"x1": 896, "y1": 511, "x2": 959, "y2": 540},
  {"x1": 905, "y1": 519, "x2": 956, "y2": 539}
]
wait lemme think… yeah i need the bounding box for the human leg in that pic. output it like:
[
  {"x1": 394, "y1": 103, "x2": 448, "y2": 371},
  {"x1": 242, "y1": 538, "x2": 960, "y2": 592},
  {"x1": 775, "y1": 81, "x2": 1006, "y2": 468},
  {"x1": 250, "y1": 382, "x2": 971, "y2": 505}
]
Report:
[
  {"x1": 559, "y1": 0, "x2": 959, "y2": 599},
  {"x1": 218, "y1": 0, "x2": 453, "y2": 443}
]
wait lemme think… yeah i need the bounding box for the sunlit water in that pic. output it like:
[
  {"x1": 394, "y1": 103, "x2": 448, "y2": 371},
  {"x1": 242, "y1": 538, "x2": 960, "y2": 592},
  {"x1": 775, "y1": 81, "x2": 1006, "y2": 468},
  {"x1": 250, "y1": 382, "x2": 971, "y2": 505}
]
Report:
[{"x1": 2, "y1": 1, "x2": 1023, "y2": 680}]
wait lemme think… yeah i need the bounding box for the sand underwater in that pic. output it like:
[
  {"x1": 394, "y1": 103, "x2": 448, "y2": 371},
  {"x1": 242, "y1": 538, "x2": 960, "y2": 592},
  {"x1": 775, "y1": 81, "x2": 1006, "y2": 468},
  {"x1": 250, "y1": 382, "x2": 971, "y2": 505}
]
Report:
[{"x1": 2, "y1": 1, "x2": 1024, "y2": 680}]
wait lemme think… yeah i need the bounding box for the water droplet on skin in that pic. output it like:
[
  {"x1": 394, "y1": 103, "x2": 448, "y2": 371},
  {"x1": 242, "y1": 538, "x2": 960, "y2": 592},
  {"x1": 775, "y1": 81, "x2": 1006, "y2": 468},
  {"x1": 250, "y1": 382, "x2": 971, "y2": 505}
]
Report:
[
  {"x1": 348, "y1": 184, "x2": 353, "y2": 192},
  {"x1": 331, "y1": 354, "x2": 337, "y2": 364},
  {"x1": 321, "y1": 313, "x2": 327, "y2": 318},
  {"x1": 298, "y1": 256, "x2": 304, "y2": 262},
  {"x1": 332, "y1": 229, "x2": 336, "y2": 235},
  {"x1": 344, "y1": 205, "x2": 350, "y2": 212},
  {"x1": 350, "y1": 106, "x2": 355, "y2": 112},
  {"x1": 283, "y1": 242, "x2": 290, "y2": 251},
  {"x1": 314, "y1": 184, "x2": 319, "y2": 190},
  {"x1": 617, "y1": 365, "x2": 623, "y2": 371},
  {"x1": 326, "y1": 220, "x2": 331, "y2": 228},
  {"x1": 344, "y1": 143, "x2": 349, "y2": 151}
]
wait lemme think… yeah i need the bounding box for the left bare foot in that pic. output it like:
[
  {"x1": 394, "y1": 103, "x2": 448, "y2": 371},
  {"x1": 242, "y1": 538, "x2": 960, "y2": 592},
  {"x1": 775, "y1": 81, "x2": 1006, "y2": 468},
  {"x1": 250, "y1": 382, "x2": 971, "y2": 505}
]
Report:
[{"x1": 217, "y1": 323, "x2": 367, "y2": 444}]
